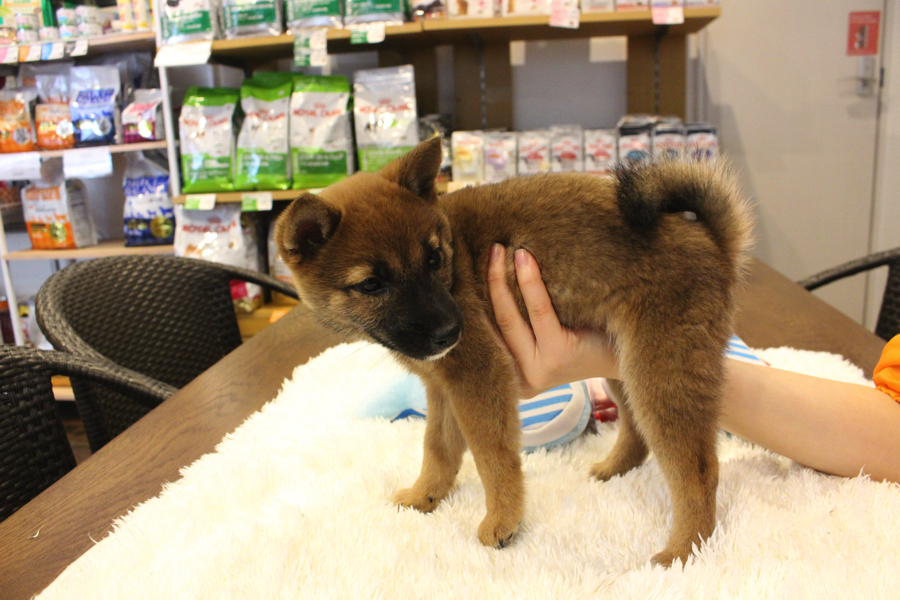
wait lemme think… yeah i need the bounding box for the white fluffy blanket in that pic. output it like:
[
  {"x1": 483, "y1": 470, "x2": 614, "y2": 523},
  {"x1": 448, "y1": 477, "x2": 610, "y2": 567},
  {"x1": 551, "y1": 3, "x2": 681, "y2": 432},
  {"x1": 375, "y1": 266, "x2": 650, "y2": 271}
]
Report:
[{"x1": 38, "y1": 344, "x2": 900, "y2": 599}]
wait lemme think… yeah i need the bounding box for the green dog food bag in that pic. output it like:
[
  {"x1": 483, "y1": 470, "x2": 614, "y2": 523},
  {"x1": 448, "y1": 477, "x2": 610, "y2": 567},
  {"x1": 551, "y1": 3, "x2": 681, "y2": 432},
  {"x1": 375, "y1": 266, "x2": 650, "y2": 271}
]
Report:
[
  {"x1": 179, "y1": 87, "x2": 240, "y2": 194},
  {"x1": 161, "y1": 0, "x2": 218, "y2": 45},
  {"x1": 286, "y1": 0, "x2": 342, "y2": 32},
  {"x1": 353, "y1": 65, "x2": 419, "y2": 172},
  {"x1": 344, "y1": 0, "x2": 405, "y2": 25},
  {"x1": 290, "y1": 75, "x2": 353, "y2": 190},
  {"x1": 235, "y1": 73, "x2": 292, "y2": 191},
  {"x1": 220, "y1": 0, "x2": 282, "y2": 39}
]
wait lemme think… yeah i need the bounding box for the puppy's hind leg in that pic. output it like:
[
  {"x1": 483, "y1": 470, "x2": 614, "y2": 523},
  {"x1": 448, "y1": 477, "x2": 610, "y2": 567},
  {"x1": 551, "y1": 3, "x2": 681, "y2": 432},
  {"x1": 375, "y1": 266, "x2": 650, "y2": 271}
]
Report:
[
  {"x1": 590, "y1": 379, "x2": 649, "y2": 481},
  {"x1": 393, "y1": 385, "x2": 467, "y2": 513}
]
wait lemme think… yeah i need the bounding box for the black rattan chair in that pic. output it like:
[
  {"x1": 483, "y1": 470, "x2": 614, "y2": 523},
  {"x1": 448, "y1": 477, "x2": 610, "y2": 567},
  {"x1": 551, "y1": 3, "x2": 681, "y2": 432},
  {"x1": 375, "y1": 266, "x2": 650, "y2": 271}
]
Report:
[
  {"x1": 35, "y1": 255, "x2": 299, "y2": 452},
  {"x1": 0, "y1": 345, "x2": 170, "y2": 522},
  {"x1": 798, "y1": 247, "x2": 900, "y2": 342}
]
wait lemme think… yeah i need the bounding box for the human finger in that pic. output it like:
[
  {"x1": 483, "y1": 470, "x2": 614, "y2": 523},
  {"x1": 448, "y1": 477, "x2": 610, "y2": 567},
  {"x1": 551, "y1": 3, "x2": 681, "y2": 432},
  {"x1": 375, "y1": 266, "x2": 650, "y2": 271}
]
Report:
[
  {"x1": 487, "y1": 244, "x2": 537, "y2": 358},
  {"x1": 513, "y1": 249, "x2": 564, "y2": 343}
]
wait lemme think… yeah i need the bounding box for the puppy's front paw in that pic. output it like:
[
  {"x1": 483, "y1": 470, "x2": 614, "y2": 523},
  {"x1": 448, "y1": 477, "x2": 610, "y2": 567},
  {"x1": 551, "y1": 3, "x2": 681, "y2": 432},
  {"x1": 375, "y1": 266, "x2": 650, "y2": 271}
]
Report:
[
  {"x1": 649, "y1": 544, "x2": 691, "y2": 569},
  {"x1": 477, "y1": 513, "x2": 519, "y2": 549},
  {"x1": 392, "y1": 486, "x2": 443, "y2": 513}
]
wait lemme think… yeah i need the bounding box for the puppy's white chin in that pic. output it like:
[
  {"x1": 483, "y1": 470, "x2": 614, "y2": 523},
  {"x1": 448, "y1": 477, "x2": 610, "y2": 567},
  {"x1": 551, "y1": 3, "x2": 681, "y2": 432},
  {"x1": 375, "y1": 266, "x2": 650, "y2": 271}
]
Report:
[{"x1": 424, "y1": 343, "x2": 458, "y2": 362}]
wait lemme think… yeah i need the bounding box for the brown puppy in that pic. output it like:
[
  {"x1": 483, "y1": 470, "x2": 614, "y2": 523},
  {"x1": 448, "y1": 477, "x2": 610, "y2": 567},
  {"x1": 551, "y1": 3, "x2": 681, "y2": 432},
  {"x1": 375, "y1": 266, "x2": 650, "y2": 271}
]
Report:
[{"x1": 274, "y1": 137, "x2": 753, "y2": 566}]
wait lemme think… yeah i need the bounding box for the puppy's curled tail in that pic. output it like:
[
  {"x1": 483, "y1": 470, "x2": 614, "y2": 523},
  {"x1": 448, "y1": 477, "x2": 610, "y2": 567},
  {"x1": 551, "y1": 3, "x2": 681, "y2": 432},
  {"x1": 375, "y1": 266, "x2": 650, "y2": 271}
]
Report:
[{"x1": 614, "y1": 158, "x2": 754, "y2": 275}]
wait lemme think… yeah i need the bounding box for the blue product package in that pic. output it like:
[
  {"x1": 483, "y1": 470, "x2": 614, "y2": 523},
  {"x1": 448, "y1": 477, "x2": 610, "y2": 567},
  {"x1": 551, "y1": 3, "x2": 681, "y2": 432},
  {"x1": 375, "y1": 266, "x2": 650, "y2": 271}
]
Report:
[
  {"x1": 123, "y1": 153, "x2": 175, "y2": 246},
  {"x1": 70, "y1": 66, "x2": 120, "y2": 146}
]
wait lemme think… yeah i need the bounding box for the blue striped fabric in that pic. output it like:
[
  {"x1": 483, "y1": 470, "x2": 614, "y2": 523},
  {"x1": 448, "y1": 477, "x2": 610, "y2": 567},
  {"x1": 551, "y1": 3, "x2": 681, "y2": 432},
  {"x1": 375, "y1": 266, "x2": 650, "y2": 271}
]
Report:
[{"x1": 726, "y1": 335, "x2": 768, "y2": 366}]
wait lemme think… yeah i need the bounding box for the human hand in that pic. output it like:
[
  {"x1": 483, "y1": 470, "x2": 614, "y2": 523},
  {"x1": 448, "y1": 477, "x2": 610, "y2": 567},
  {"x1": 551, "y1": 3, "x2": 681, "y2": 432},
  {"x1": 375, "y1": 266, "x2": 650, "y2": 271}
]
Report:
[{"x1": 487, "y1": 243, "x2": 620, "y2": 399}]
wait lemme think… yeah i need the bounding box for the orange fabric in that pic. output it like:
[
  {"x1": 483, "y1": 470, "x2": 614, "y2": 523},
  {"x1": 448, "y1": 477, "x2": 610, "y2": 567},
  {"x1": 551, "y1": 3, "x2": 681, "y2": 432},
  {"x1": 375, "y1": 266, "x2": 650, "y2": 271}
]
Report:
[{"x1": 873, "y1": 335, "x2": 900, "y2": 404}]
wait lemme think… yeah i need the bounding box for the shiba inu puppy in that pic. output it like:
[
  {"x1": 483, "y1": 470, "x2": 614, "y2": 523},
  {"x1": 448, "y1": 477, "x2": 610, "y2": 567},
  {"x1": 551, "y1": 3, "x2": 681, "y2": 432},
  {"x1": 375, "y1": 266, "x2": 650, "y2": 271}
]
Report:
[{"x1": 274, "y1": 137, "x2": 752, "y2": 566}]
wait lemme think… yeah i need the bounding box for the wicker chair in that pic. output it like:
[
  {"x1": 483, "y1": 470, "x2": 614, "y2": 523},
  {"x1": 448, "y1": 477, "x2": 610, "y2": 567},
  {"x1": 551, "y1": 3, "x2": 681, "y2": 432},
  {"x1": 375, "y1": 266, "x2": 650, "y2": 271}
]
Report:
[
  {"x1": 0, "y1": 345, "x2": 170, "y2": 522},
  {"x1": 35, "y1": 255, "x2": 299, "y2": 452},
  {"x1": 798, "y1": 247, "x2": 900, "y2": 342}
]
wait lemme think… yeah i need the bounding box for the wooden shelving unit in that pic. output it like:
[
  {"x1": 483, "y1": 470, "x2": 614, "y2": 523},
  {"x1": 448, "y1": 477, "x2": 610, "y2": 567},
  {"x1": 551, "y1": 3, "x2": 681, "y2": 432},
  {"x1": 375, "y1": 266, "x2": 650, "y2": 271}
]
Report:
[
  {"x1": 4, "y1": 240, "x2": 174, "y2": 261},
  {"x1": 35, "y1": 140, "x2": 168, "y2": 159}
]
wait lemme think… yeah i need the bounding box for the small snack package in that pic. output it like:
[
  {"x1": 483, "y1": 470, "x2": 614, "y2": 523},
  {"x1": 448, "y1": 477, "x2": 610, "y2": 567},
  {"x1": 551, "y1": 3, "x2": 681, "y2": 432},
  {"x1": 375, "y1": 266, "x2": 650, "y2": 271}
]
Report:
[
  {"x1": 35, "y1": 72, "x2": 75, "y2": 151},
  {"x1": 617, "y1": 115, "x2": 652, "y2": 164},
  {"x1": 685, "y1": 122, "x2": 719, "y2": 162},
  {"x1": 516, "y1": 130, "x2": 550, "y2": 175},
  {"x1": 160, "y1": 0, "x2": 218, "y2": 45},
  {"x1": 353, "y1": 65, "x2": 419, "y2": 172},
  {"x1": 220, "y1": 0, "x2": 282, "y2": 39},
  {"x1": 344, "y1": 0, "x2": 405, "y2": 24},
  {"x1": 450, "y1": 130, "x2": 484, "y2": 182},
  {"x1": 616, "y1": 0, "x2": 647, "y2": 9},
  {"x1": 286, "y1": 0, "x2": 342, "y2": 31},
  {"x1": 0, "y1": 87, "x2": 38, "y2": 153},
  {"x1": 583, "y1": 128, "x2": 617, "y2": 176},
  {"x1": 123, "y1": 153, "x2": 174, "y2": 247},
  {"x1": 290, "y1": 74, "x2": 353, "y2": 190},
  {"x1": 22, "y1": 167, "x2": 97, "y2": 250},
  {"x1": 448, "y1": 0, "x2": 496, "y2": 17},
  {"x1": 550, "y1": 124, "x2": 583, "y2": 173},
  {"x1": 122, "y1": 89, "x2": 165, "y2": 143},
  {"x1": 179, "y1": 87, "x2": 240, "y2": 193},
  {"x1": 501, "y1": 0, "x2": 549, "y2": 17},
  {"x1": 651, "y1": 117, "x2": 685, "y2": 159},
  {"x1": 580, "y1": 0, "x2": 613, "y2": 11},
  {"x1": 70, "y1": 66, "x2": 120, "y2": 147},
  {"x1": 174, "y1": 204, "x2": 263, "y2": 312},
  {"x1": 483, "y1": 132, "x2": 517, "y2": 182},
  {"x1": 236, "y1": 72, "x2": 292, "y2": 191}
]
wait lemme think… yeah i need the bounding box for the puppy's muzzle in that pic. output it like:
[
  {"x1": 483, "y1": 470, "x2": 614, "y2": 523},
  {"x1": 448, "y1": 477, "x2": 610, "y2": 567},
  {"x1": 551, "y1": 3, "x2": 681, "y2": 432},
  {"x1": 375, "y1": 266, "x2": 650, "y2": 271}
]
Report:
[{"x1": 431, "y1": 322, "x2": 461, "y2": 349}]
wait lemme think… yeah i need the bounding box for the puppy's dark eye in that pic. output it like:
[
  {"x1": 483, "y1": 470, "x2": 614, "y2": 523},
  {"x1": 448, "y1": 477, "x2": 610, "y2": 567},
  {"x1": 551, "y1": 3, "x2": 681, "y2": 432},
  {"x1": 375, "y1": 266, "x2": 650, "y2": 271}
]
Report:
[
  {"x1": 353, "y1": 277, "x2": 387, "y2": 295},
  {"x1": 427, "y1": 248, "x2": 443, "y2": 270}
]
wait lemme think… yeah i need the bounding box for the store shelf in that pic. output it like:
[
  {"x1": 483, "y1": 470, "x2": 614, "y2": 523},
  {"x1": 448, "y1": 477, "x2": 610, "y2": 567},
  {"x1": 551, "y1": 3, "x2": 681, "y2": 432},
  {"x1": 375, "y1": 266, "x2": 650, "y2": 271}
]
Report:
[
  {"x1": 84, "y1": 31, "x2": 156, "y2": 55},
  {"x1": 172, "y1": 182, "x2": 450, "y2": 204},
  {"x1": 36, "y1": 140, "x2": 168, "y2": 159},
  {"x1": 4, "y1": 240, "x2": 174, "y2": 261}
]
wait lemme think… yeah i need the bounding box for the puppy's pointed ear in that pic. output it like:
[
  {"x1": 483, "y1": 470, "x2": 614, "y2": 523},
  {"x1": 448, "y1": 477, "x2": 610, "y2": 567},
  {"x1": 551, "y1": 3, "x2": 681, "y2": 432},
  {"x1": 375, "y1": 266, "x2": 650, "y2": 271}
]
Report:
[
  {"x1": 274, "y1": 193, "x2": 341, "y2": 264},
  {"x1": 380, "y1": 136, "x2": 443, "y2": 202}
]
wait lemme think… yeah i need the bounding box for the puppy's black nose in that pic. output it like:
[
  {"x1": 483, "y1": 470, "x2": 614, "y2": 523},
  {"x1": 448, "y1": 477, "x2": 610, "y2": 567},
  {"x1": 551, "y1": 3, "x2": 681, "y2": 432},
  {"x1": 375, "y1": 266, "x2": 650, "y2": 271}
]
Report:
[{"x1": 431, "y1": 323, "x2": 461, "y2": 348}]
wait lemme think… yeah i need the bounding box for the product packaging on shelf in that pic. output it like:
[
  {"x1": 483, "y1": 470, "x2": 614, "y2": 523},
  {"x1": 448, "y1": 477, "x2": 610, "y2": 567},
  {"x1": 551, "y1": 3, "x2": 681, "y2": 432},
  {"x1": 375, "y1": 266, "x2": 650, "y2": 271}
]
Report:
[
  {"x1": 483, "y1": 132, "x2": 517, "y2": 182},
  {"x1": 70, "y1": 65, "x2": 121, "y2": 147},
  {"x1": 0, "y1": 87, "x2": 38, "y2": 153},
  {"x1": 516, "y1": 130, "x2": 550, "y2": 175},
  {"x1": 285, "y1": 0, "x2": 342, "y2": 32},
  {"x1": 235, "y1": 73, "x2": 292, "y2": 191},
  {"x1": 685, "y1": 122, "x2": 719, "y2": 161},
  {"x1": 448, "y1": 0, "x2": 496, "y2": 17},
  {"x1": 179, "y1": 86, "x2": 239, "y2": 193},
  {"x1": 615, "y1": 0, "x2": 647, "y2": 9},
  {"x1": 122, "y1": 89, "x2": 165, "y2": 143},
  {"x1": 353, "y1": 65, "x2": 419, "y2": 172},
  {"x1": 22, "y1": 168, "x2": 97, "y2": 250},
  {"x1": 220, "y1": 0, "x2": 283, "y2": 39},
  {"x1": 117, "y1": 0, "x2": 136, "y2": 32},
  {"x1": 550, "y1": 124, "x2": 583, "y2": 173},
  {"x1": 583, "y1": 128, "x2": 617, "y2": 175},
  {"x1": 580, "y1": 0, "x2": 613, "y2": 12},
  {"x1": 161, "y1": 0, "x2": 219, "y2": 45},
  {"x1": 174, "y1": 204, "x2": 263, "y2": 312},
  {"x1": 123, "y1": 153, "x2": 174, "y2": 246},
  {"x1": 289, "y1": 74, "x2": 353, "y2": 190},
  {"x1": 344, "y1": 0, "x2": 405, "y2": 25},
  {"x1": 450, "y1": 130, "x2": 484, "y2": 182},
  {"x1": 501, "y1": 0, "x2": 549, "y2": 17},
  {"x1": 651, "y1": 117, "x2": 685, "y2": 159},
  {"x1": 418, "y1": 115, "x2": 451, "y2": 181},
  {"x1": 411, "y1": 0, "x2": 445, "y2": 20},
  {"x1": 617, "y1": 115, "x2": 652, "y2": 164},
  {"x1": 267, "y1": 221, "x2": 295, "y2": 303},
  {"x1": 34, "y1": 69, "x2": 75, "y2": 151},
  {"x1": 75, "y1": 5, "x2": 103, "y2": 37}
]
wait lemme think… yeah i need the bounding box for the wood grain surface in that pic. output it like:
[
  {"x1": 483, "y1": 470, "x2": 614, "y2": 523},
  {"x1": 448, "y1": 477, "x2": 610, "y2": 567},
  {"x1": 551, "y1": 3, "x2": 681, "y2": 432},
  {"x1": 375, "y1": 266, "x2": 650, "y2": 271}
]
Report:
[{"x1": 0, "y1": 259, "x2": 885, "y2": 599}]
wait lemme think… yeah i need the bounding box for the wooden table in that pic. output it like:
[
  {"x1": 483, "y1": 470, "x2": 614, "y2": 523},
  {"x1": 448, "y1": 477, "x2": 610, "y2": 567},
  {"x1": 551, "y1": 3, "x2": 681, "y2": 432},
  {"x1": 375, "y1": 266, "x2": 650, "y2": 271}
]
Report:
[{"x1": 0, "y1": 259, "x2": 885, "y2": 599}]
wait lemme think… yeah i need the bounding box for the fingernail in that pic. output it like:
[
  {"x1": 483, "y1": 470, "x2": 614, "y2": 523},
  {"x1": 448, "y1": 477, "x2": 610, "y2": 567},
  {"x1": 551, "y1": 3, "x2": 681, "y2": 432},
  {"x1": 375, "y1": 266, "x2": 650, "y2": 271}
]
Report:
[
  {"x1": 514, "y1": 249, "x2": 529, "y2": 268},
  {"x1": 490, "y1": 243, "x2": 502, "y2": 263}
]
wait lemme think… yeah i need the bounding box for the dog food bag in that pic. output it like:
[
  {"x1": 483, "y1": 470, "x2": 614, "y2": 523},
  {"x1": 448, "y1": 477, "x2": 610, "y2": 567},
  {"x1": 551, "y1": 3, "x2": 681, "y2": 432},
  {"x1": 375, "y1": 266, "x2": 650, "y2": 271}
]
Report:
[
  {"x1": 22, "y1": 173, "x2": 97, "y2": 250},
  {"x1": 516, "y1": 130, "x2": 549, "y2": 175},
  {"x1": 70, "y1": 66, "x2": 120, "y2": 147},
  {"x1": 353, "y1": 65, "x2": 419, "y2": 172},
  {"x1": 35, "y1": 73, "x2": 75, "y2": 151},
  {"x1": 550, "y1": 125, "x2": 583, "y2": 173},
  {"x1": 501, "y1": 0, "x2": 549, "y2": 17},
  {"x1": 652, "y1": 118, "x2": 685, "y2": 159},
  {"x1": 235, "y1": 73, "x2": 292, "y2": 191},
  {"x1": 617, "y1": 115, "x2": 652, "y2": 164},
  {"x1": 286, "y1": 0, "x2": 342, "y2": 31},
  {"x1": 685, "y1": 122, "x2": 719, "y2": 162},
  {"x1": 123, "y1": 153, "x2": 174, "y2": 247},
  {"x1": 0, "y1": 88, "x2": 38, "y2": 153},
  {"x1": 344, "y1": 0, "x2": 404, "y2": 25},
  {"x1": 179, "y1": 87, "x2": 240, "y2": 193},
  {"x1": 122, "y1": 89, "x2": 165, "y2": 144},
  {"x1": 583, "y1": 128, "x2": 617, "y2": 176},
  {"x1": 290, "y1": 74, "x2": 353, "y2": 190},
  {"x1": 160, "y1": 0, "x2": 218, "y2": 45},
  {"x1": 220, "y1": 0, "x2": 282, "y2": 39},
  {"x1": 174, "y1": 204, "x2": 263, "y2": 311},
  {"x1": 483, "y1": 132, "x2": 517, "y2": 182},
  {"x1": 450, "y1": 130, "x2": 484, "y2": 182}
]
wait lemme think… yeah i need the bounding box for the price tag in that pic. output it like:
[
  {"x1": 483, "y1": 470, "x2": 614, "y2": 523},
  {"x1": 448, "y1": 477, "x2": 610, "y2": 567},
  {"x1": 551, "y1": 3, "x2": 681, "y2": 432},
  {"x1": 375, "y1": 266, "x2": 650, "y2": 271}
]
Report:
[
  {"x1": 549, "y1": 0, "x2": 580, "y2": 29},
  {"x1": 63, "y1": 147, "x2": 113, "y2": 179},
  {"x1": 348, "y1": 22, "x2": 386, "y2": 44},
  {"x1": 67, "y1": 38, "x2": 88, "y2": 56},
  {"x1": 651, "y1": 0, "x2": 684, "y2": 24},
  {"x1": 42, "y1": 42, "x2": 66, "y2": 61},
  {"x1": 0, "y1": 46, "x2": 18, "y2": 64},
  {"x1": 0, "y1": 152, "x2": 42, "y2": 180},
  {"x1": 241, "y1": 192, "x2": 273, "y2": 212},
  {"x1": 154, "y1": 41, "x2": 212, "y2": 67},
  {"x1": 293, "y1": 29, "x2": 328, "y2": 67},
  {"x1": 20, "y1": 44, "x2": 42, "y2": 62},
  {"x1": 184, "y1": 194, "x2": 217, "y2": 210}
]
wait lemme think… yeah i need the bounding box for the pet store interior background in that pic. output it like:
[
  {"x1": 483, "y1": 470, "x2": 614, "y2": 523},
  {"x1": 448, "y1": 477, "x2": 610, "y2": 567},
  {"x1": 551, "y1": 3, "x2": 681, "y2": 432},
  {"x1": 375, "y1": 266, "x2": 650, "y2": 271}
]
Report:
[{"x1": 3, "y1": 0, "x2": 900, "y2": 335}]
